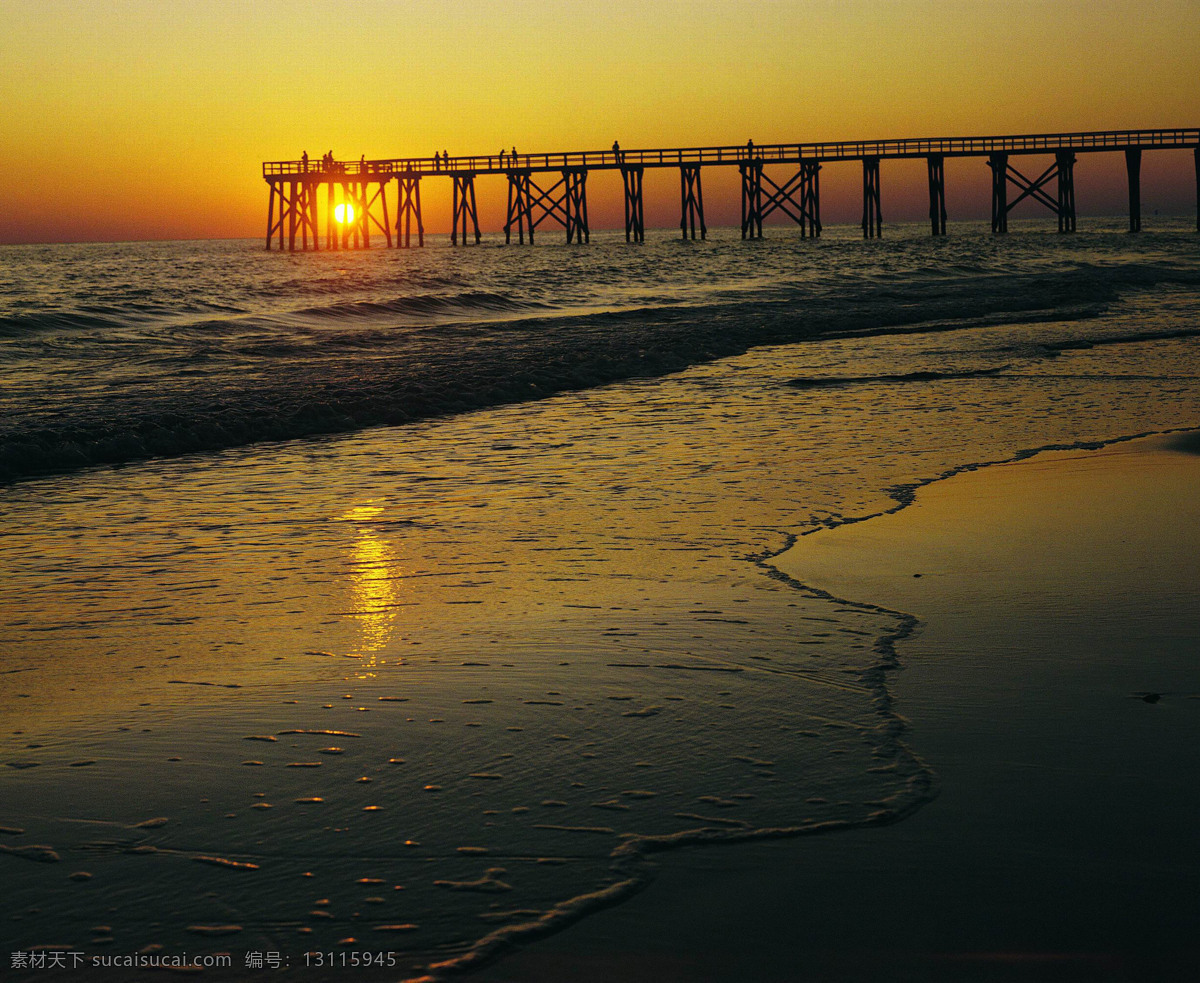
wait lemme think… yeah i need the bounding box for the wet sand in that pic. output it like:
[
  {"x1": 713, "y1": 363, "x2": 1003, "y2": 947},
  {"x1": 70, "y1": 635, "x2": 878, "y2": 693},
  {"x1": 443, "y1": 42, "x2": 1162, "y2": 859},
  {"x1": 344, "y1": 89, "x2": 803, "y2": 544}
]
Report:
[{"x1": 474, "y1": 435, "x2": 1200, "y2": 982}]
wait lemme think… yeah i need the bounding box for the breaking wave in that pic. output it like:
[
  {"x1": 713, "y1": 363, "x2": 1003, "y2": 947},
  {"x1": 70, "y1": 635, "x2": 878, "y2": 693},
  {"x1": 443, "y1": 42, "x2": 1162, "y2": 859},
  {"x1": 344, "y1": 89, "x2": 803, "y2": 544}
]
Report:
[{"x1": 3, "y1": 234, "x2": 1199, "y2": 484}]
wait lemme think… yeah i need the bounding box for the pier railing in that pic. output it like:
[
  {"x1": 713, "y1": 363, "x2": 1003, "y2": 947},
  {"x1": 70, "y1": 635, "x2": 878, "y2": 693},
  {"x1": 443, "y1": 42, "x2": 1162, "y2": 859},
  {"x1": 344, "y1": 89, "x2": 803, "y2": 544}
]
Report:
[{"x1": 264, "y1": 128, "x2": 1200, "y2": 178}]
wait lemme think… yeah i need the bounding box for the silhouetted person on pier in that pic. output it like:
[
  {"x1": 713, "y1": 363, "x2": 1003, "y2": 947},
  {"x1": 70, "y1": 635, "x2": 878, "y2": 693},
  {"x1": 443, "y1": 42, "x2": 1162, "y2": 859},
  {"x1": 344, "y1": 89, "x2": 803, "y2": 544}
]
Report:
[
  {"x1": 301, "y1": 150, "x2": 308, "y2": 172},
  {"x1": 747, "y1": 138, "x2": 754, "y2": 157},
  {"x1": 512, "y1": 146, "x2": 518, "y2": 163},
  {"x1": 613, "y1": 140, "x2": 622, "y2": 162}
]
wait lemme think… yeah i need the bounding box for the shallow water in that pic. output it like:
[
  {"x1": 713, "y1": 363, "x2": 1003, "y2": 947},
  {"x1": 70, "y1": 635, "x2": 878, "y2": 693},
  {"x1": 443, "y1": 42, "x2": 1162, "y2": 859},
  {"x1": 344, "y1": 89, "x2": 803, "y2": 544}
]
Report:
[{"x1": 2, "y1": 221, "x2": 1199, "y2": 977}]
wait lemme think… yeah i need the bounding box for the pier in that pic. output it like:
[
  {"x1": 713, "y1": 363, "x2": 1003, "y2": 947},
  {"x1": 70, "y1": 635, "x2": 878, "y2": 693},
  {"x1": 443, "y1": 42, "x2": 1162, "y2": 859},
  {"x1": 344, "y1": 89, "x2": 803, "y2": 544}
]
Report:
[{"x1": 262, "y1": 129, "x2": 1200, "y2": 250}]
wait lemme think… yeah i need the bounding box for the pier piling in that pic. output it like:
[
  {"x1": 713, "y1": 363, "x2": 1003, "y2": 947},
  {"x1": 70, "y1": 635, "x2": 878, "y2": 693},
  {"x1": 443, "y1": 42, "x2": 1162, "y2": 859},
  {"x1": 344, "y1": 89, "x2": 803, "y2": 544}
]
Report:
[
  {"x1": 927, "y1": 155, "x2": 947, "y2": 235},
  {"x1": 989, "y1": 152, "x2": 1009, "y2": 233},
  {"x1": 1056, "y1": 152, "x2": 1076, "y2": 233},
  {"x1": 1125, "y1": 149, "x2": 1142, "y2": 232},
  {"x1": 564, "y1": 168, "x2": 590, "y2": 244},
  {"x1": 739, "y1": 161, "x2": 763, "y2": 240},
  {"x1": 680, "y1": 164, "x2": 706, "y2": 240},
  {"x1": 396, "y1": 172, "x2": 424, "y2": 247},
  {"x1": 451, "y1": 173, "x2": 481, "y2": 245},
  {"x1": 621, "y1": 166, "x2": 645, "y2": 242},
  {"x1": 504, "y1": 170, "x2": 532, "y2": 244},
  {"x1": 861, "y1": 157, "x2": 882, "y2": 238}
]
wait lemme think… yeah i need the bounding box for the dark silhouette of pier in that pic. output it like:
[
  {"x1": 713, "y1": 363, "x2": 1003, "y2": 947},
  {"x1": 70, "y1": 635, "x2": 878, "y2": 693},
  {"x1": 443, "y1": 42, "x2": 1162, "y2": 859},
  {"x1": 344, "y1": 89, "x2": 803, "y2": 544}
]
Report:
[{"x1": 262, "y1": 129, "x2": 1200, "y2": 250}]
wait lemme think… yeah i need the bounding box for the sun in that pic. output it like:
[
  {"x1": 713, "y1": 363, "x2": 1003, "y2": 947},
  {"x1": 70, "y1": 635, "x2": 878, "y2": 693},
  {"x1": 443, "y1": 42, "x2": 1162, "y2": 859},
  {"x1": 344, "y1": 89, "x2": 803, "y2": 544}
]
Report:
[{"x1": 334, "y1": 203, "x2": 356, "y2": 224}]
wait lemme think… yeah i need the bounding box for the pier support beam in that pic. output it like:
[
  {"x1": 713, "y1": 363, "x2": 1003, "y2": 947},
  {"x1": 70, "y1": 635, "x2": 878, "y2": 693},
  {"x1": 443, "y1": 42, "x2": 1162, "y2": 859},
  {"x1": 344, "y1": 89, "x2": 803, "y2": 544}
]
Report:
[
  {"x1": 563, "y1": 168, "x2": 590, "y2": 244},
  {"x1": 621, "y1": 166, "x2": 645, "y2": 242},
  {"x1": 927, "y1": 154, "x2": 947, "y2": 235},
  {"x1": 1124, "y1": 149, "x2": 1141, "y2": 233},
  {"x1": 680, "y1": 164, "x2": 706, "y2": 240},
  {"x1": 265, "y1": 182, "x2": 277, "y2": 250},
  {"x1": 800, "y1": 161, "x2": 822, "y2": 237},
  {"x1": 266, "y1": 180, "x2": 320, "y2": 252},
  {"x1": 740, "y1": 161, "x2": 763, "y2": 239},
  {"x1": 338, "y1": 182, "x2": 361, "y2": 249},
  {"x1": 861, "y1": 157, "x2": 882, "y2": 238},
  {"x1": 505, "y1": 170, "x2": 533, "y2": 244},
  {"x1": 1056, "y1": 152, "x2": 1076, "y2": 233},
  {"x1": 989, "y1": 153, "x2": 1009, "y2": 233},
  {"x1": 451, "y1": 173, "x2": 481, "y2": 245},
  {"x1": 325, "y1": 182, "x2": 335, "y2": 250},
  {"x1": 396, "y1": 172, "x2": 424, "y2": 247}
]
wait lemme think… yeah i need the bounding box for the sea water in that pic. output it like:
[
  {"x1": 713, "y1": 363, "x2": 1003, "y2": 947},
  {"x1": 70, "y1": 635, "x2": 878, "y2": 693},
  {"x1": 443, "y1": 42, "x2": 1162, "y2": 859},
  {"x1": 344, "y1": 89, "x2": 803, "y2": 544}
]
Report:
[{"x1": 2, "y1": 220, "x2": 1199, "y2": 977}]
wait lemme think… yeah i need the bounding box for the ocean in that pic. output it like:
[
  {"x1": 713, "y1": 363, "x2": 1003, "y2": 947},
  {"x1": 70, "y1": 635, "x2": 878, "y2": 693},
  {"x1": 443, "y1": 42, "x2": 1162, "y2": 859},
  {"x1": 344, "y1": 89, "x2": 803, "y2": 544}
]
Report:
[{"x1": 2, "y1": 219, "x2": 1199, "y2": 977}]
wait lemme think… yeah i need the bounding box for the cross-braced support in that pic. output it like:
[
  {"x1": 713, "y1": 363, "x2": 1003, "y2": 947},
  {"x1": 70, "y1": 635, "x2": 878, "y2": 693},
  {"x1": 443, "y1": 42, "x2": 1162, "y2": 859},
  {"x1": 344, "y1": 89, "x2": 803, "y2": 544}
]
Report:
[
  {"x1": 740, "y1": 161, "x2": 763, "y2": 239},
  {"x1": 749, "y1": 160, "x2": 822, "y2": 238},
  {"x1": 396, "y1": 172, "x2": 424, "y2": 247},
  {"x1": 327, "y1": 180, "x2": 392, "y2": 249},
  {"x1": 927, "y1": 155, "x2": 947, "y2": 236},
  {"x1": 337, "y1": 182, "x2": 363, "y2": 249},
  {"x1": 861, "y1": 157, "x2": 882, "y2": 238},
  {"x1": 621, "y1": 166, "x2": 644, "y2": 242},
  {"x1": 989, "y1": 152, "x2": 1077, "y2": 233},
  {"x1": 266, "y1": 179, "x2": 321, "y2": 252},
  {"x1": 503, "y1": 169, "x2": 588, "y2": 244},
  {"x1": 451, "y1": 173, "x2": 481, "y2": 245},
  {"x1": 680, "y1": 164, "x2": 706, "y2": 240}
]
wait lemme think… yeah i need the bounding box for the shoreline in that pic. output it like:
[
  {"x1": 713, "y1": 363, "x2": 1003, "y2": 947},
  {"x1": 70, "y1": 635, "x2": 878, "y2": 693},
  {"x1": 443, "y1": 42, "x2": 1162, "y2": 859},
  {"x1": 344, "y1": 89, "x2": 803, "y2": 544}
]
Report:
[{"x1": 472, "y1": 431, "x2": 1200, "y2": 981}]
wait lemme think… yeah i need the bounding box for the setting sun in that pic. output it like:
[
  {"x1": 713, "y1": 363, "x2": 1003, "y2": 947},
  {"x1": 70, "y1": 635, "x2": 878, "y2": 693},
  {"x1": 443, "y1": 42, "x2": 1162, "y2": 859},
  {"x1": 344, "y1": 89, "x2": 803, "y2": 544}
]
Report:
[{"x1": 333, "y1": 202, "x2": 355, "y2": 224}]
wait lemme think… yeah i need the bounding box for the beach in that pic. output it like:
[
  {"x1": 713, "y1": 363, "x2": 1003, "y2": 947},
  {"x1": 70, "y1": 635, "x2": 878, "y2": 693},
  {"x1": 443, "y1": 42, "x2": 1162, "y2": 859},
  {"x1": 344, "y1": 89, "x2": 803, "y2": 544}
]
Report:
[
  {"x1": 475, "y1": 434, "x2": 1200, "y2": 981},
  {"x1": 2, "y1": 226, "x2": 1200, "y2": 980}
]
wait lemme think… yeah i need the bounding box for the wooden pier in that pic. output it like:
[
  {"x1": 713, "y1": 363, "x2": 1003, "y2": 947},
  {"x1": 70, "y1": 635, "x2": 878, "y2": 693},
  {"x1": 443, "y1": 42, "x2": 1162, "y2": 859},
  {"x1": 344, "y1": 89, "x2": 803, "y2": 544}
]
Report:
[{"x1": 263, "y1": 129, "x2": 1200, "y2": 250}]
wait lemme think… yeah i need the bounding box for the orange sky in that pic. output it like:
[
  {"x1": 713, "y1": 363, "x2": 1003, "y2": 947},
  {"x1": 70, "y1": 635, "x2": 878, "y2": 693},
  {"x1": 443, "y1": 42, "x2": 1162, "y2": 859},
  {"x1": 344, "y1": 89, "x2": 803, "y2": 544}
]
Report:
[{"x1": 1, "y1": 0, "x2": 1197, "y2": 243}]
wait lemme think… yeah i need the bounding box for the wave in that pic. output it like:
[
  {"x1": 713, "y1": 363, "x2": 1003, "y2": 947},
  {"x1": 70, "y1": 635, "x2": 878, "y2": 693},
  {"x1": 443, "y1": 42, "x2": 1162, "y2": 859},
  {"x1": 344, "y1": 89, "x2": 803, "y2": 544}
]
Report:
[
  {"x1": 0, "y1": 309, "x2": 130, "y2": 336},
  {"x1": 0, "y1": 290, "x2": 540, "y2": 340},
  {"x1": 1, "y1": 262, "x2": 1196, "y2": 485},
  {"x1": 290, "y1": 290, "x2": 550, "y2": 321},
  {"x1": 788, "y1": 367, "x2": 1009, "y2": 389}
]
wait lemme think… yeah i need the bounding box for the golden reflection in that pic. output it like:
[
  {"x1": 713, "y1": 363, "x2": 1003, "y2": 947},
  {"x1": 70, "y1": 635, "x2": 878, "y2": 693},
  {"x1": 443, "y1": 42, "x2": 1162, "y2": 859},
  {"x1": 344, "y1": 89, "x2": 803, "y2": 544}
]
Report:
[{"x1": 339, "y1": 505, "x2": 402, "y2": 673}]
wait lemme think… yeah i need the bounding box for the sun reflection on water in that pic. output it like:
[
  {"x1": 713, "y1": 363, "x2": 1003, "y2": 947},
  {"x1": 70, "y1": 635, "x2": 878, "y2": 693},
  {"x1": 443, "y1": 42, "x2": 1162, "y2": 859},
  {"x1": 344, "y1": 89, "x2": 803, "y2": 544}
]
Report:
[{"x1": 339, "y1": 505, "x2": 403, "y2": 675}]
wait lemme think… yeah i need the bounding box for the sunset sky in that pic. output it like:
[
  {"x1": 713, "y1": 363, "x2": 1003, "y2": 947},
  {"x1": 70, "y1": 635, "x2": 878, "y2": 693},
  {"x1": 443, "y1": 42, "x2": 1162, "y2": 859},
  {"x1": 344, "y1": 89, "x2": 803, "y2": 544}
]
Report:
[{"x1": 2, "y1": 0, "x2": 1197, "y2": 243}]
